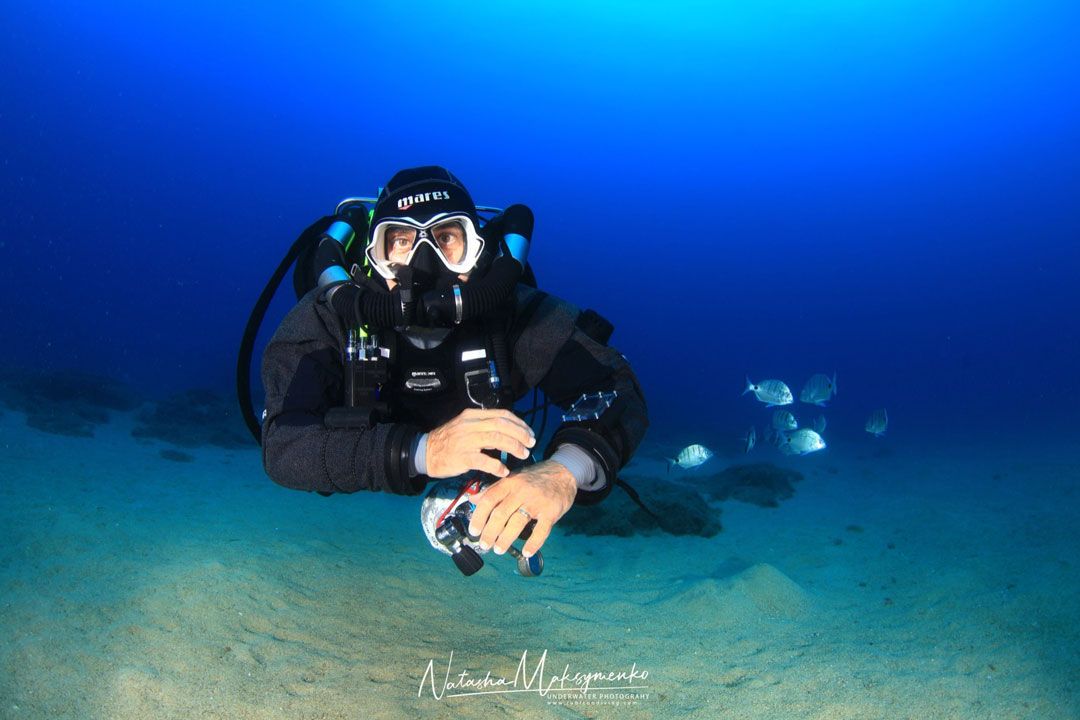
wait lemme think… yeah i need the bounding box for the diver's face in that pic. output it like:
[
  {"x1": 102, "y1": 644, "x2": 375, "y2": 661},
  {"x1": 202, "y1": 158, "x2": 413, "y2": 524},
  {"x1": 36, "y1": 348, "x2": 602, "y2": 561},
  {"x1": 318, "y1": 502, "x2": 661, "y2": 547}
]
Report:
[
  {"x1": 383, "y1": 219, "x2": 470, "y2": 291},
  {"x1": 384, "y1": 220, "x2": 467, "y2": 265}
]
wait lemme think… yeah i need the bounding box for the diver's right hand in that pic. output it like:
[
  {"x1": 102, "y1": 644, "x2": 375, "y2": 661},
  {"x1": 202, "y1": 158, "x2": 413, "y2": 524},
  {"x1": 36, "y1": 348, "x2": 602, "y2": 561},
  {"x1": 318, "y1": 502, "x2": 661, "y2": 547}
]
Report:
[{"x1": 424, "y1": 409, "x2": 536, "y2": 479}]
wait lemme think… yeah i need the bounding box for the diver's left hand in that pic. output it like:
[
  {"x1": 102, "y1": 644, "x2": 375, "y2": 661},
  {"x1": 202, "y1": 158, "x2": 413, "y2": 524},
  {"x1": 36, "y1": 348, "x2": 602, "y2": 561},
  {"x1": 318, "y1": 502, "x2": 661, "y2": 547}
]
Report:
[{"x1": 468, "y1": 460, "x2": 578, "y2": 559}]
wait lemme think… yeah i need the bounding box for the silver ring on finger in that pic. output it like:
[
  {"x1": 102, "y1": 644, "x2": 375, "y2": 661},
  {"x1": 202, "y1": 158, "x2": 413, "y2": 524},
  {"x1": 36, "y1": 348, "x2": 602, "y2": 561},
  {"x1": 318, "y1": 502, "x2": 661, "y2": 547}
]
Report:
[{"x1": 516, "y1": 507, "x2": 532, "y2": 519}]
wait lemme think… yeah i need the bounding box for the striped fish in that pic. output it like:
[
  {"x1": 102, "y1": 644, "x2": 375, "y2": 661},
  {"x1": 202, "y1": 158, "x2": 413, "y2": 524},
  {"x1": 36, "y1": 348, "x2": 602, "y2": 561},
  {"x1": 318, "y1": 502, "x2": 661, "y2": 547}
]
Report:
[
  {"x1": 779, "y1": 428, "x2": 826, "y2": 456},
  {"x1": 743, "y1": 426, "x2": 757, "y2": 454},
  {"x1": 799, "y1": 372, "x2": 837, "y2": 407},
  {"x1": 772, "y1": 410, "x2": 798, "y2": 431},
  {"x1": 743, "y1": 377, "x2": 793, "y2": 407},
  {"x1": 667, "y1": 444, "x2": 714, "y2": 472},
  {"x1": 865, "y1": 409, "x2": 888, "y2": 437}
]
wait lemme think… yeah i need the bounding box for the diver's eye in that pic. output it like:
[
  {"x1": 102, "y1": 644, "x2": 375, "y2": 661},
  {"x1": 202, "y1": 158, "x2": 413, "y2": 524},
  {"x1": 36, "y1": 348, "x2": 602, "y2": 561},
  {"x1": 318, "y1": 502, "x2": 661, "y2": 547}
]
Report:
[
  {"x1": 432, "y1": 221, "x2": 462, "y2": 243},
  {"x1": 385, "y1": 226, "x2": 416, "y2": 243},
  {"x1": 431, "y1": 222, "x2": 464, "y2": 247}
]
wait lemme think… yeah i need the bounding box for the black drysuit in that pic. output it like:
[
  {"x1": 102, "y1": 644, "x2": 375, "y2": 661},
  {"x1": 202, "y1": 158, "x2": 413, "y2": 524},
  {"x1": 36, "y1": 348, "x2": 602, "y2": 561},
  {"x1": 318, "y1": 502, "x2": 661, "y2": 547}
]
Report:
[{"x1": 260, "y1": 284, "x2": 648, "y2": 505}]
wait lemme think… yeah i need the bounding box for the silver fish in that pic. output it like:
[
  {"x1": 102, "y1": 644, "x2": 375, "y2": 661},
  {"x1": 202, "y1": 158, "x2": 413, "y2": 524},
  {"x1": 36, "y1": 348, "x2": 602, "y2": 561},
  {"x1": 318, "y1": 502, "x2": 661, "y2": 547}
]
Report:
[
  {"x1": 799, "y1": 372, "x2": 837, "y2": 407},
  {"x1": 772, "y1": 410, "x2": 798, "y2": 431},
  {"x1": 743, "y1": 376, "x2": 793, "y2": 407},
  {"x1": 743, "y1": 426, "x2": 756, "y2": 454},
  {"x1": 667, "y1": 443, "x2": 714, "y2": 472},
  {"x1": 779, "y1": 428, "x2": 826, "y2": 456},
  {"x1": 865, "y1": 409, "x2": 888, "y2": 437},
  {"x1": 812, "y1": 415, "x2": 827, "y2": 434}
]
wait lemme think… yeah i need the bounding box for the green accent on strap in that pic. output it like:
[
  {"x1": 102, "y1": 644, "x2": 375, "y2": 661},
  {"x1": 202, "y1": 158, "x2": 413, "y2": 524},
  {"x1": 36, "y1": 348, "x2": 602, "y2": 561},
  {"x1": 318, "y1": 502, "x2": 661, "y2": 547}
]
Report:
[
  {"x1": 344, "y1": 206, "x2": 373, "y2": 338},
  {"x1": 342, "y1": 206, "x2": 376, "y2": 256},
  {"x1": 362, "y1": 207, "x2": 374, "y2": 268}
]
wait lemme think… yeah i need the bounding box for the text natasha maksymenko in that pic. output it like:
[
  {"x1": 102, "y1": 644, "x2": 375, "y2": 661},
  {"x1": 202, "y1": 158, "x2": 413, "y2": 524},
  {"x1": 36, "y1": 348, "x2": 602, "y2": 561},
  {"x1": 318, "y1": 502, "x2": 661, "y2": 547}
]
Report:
[{"x1": 418, "y1": 649, "x2": 650, "y2": 700}]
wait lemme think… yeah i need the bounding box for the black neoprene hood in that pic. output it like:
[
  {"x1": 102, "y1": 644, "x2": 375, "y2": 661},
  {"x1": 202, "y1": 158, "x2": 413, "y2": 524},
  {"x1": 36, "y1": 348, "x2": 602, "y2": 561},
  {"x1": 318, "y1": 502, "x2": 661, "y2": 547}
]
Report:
[{"x1": 370, "y1": 166, "x2": 479, "y2": 234}]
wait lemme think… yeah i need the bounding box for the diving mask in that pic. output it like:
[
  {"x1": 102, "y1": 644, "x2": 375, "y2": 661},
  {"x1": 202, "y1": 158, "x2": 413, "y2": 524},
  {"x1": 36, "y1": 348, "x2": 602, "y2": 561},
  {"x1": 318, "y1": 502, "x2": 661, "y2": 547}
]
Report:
[{"x1": 366, "y1": 213, "x2": 485, "y2": 281}]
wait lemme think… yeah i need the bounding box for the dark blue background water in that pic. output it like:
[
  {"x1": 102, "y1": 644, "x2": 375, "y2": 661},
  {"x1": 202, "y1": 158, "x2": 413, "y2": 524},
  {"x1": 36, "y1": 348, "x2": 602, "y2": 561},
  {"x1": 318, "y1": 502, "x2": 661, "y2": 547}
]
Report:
[{"x1": 2, "y1": 1, "x2": 1078, "y2": 448}]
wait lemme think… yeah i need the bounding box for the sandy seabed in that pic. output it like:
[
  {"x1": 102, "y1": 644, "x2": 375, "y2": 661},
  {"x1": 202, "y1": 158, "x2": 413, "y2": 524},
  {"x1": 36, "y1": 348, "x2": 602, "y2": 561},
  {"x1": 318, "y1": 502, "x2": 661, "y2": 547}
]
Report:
[{"x1": 0, "y1": 408, "x2": 1076, "y2": 720}]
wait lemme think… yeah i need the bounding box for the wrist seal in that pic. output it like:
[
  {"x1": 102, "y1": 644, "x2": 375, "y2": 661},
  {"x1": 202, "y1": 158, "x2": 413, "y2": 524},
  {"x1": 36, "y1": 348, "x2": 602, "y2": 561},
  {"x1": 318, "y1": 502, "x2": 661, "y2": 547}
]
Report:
[
  {"x1": 543, "y1": 426, "x2": 619, "y2": 505},
  {"x1": 386, "y1": 424, "x2": 426, "y2": 495}
]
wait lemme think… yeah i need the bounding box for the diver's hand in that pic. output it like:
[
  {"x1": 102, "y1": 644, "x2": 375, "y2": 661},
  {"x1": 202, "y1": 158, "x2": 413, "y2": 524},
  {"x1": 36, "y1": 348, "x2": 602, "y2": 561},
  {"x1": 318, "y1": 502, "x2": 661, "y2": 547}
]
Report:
[
  {"x1": 468, "y1": 460, "x2": 578, "y2": 559},
  {"x1": 424, "y1": 409, "x2": 536, "y2": 479}
]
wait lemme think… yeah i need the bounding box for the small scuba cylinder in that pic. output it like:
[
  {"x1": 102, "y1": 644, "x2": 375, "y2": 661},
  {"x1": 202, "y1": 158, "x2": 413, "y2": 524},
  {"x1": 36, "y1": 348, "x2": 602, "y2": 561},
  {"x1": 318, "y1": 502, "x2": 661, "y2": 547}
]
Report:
[{"x1": 314, "y1": 201, "x2": 370, "y2": 290}]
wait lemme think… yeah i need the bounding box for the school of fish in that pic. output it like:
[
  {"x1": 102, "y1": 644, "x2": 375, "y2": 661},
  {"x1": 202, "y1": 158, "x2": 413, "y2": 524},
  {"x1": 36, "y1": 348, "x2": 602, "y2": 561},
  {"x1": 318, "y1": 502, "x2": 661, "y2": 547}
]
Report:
[{"x1": 662, "y1": 372, "x2": 889, "y2": 470}]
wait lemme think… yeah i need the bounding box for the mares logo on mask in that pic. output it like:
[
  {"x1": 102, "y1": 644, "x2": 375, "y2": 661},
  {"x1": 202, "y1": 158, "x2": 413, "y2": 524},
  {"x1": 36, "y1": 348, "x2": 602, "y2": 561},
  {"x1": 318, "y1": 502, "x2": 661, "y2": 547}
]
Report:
[{"x1": 397, "y1": 191, "x2": 452, "y2": 212}]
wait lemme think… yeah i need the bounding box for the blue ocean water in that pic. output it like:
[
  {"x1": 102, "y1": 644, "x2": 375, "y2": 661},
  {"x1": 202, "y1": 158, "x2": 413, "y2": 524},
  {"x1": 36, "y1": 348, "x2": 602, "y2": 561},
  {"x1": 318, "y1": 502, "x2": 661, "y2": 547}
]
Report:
[{"x1": 2, "y1": 2, "x2": 1079, "y2": 718}]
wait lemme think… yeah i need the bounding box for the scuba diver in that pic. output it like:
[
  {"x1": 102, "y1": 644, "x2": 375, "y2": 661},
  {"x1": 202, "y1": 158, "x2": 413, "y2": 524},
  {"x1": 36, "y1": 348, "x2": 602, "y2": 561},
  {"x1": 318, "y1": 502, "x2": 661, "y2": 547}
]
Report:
[{"x1": 250, "y1": 166, "x2": 648, "y2": 574}]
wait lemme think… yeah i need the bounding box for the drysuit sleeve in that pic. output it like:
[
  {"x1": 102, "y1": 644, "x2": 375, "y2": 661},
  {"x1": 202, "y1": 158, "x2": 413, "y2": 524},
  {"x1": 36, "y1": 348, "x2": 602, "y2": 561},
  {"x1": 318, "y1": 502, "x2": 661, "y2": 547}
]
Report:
[
  {"x1": 510, "y1": 287, "x2": 649, "y2": 505},
  {"x1": 260, "y1": 291, "x2": 425, "y2": 496}
]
